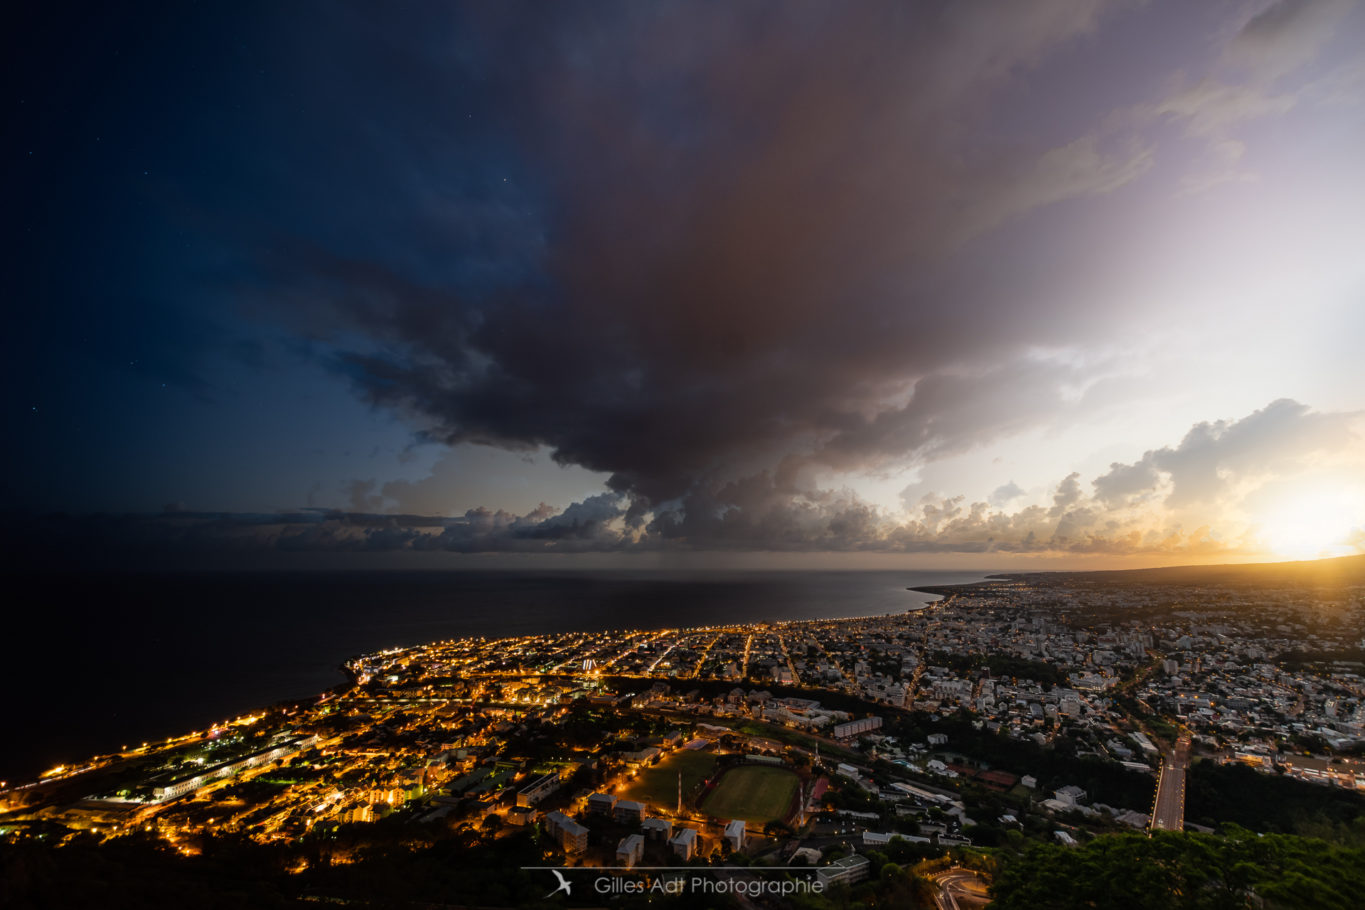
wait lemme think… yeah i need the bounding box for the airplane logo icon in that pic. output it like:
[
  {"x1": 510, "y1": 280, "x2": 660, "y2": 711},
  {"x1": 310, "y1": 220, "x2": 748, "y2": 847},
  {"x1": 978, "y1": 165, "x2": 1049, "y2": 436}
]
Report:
[{"x1": 545, "y1": 869, "x2": 572, "y2": 898}]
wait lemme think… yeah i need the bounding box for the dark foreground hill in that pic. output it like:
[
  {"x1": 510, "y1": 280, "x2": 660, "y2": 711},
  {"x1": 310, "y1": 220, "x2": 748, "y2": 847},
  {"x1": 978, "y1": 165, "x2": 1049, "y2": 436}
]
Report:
[{"x1": 989, "y1": 829, "x2": 1365, "y2": 910}]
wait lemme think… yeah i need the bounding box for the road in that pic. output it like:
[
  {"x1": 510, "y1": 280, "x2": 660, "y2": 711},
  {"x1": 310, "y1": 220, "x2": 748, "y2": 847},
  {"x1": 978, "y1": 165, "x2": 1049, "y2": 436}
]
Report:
[
  {"x1": 1150, "y1": 733, "x2": 1190, "y2": 832},
  {"x1": 931, "y1": 868, "x2": 991, "y2": 910}
]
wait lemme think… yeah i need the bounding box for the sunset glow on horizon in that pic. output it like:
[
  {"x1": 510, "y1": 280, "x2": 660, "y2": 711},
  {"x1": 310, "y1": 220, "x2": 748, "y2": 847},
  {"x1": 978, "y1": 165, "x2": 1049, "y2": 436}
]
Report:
[{"x1": 1254, "y1": 485, "x2": 1365, "y2": 562}]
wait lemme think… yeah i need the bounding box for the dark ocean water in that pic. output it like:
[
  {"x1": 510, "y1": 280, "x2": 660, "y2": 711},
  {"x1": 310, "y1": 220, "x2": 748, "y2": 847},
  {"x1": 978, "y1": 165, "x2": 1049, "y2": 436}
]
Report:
[{"x1": 3, "y1": 569, "x2": 989, "y2": 784}]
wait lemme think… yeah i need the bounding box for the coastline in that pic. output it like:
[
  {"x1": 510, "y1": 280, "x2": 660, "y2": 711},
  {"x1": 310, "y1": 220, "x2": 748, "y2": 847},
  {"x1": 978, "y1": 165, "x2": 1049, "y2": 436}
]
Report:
[
  {"x1": 908, "y1": 572, "x2": 1017, "y2": 599},
  {"x1": 5, "y1": 568, "x2": 994, "y2": 785}
]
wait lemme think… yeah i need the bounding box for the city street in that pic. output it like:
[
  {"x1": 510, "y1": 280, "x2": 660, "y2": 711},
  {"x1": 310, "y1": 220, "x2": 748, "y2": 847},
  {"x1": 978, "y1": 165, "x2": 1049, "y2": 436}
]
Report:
[{"x1": 1150, "y1": 733, "x2": 1191, "y2": 832}]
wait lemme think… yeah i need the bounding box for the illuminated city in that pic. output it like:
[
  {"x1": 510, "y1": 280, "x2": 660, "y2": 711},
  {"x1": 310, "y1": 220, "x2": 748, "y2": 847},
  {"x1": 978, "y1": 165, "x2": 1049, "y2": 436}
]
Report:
[{"x1": 4, "y1": 566, "x2": 1363, "y2": 906}]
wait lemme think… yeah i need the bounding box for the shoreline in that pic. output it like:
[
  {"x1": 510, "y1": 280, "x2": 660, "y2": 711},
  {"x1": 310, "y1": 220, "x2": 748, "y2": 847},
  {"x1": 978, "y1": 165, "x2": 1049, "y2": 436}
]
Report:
[{"x1": 3, "y1": 570, "x2": 994, "y2": 785}]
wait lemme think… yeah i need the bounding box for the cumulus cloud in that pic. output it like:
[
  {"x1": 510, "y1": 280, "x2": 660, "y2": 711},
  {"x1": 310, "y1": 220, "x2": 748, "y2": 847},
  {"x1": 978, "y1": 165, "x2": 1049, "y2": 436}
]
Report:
[
  {"x1": 1092, "y1": 458, "x2": 1161, "y2": 507},
  {"x1": 1051, "y1": 472, "x2": 1085, "y2": 515},
  {"x1": 1092, "y1": 398, "x2": 1356, "y2": 508},
  {"x1": 990, "y1": 482, "x2": 1027, "y2": 507},
  {"x1": 17, "y1": 400, "x2": 1359, "y2": 566}
]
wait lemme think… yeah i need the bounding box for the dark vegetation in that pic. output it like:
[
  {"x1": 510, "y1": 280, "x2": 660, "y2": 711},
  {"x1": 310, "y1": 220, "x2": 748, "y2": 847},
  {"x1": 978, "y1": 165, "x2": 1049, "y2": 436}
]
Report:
[
  {"x1": 790, "y1": 838, "x2": 964, "y2": 910},
  {"x1": 885, "y1": 713, "x2": 1156, "y2": 810},
  {"x1": 990, "y1": 828, "x2": 1365, "y2": 910},
  {"x1": 1, "y1": 832, "x2": 295, "y2": 910},
  {"x1": 925, "y1": 651, "x2": 1069, "y2": 688},
  {"x1": 1186, "y1": 761, "x2": 1365, "y2": 845},
  {"x1": 0, "y1": 823, "x2": 709, "y2": 909},
  {"x1": 1275, "y1": 646, "x2": 1365, "y2": 670}
]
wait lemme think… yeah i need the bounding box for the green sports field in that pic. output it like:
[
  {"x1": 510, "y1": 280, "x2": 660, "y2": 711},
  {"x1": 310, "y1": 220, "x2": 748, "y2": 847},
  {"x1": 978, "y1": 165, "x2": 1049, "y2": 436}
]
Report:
[
  {"x1": 700, "y1": 765, "x2": 799, "y2": 823},
  {"x1": 620, "y1": 749, "x2": 717, "y2": 810}
]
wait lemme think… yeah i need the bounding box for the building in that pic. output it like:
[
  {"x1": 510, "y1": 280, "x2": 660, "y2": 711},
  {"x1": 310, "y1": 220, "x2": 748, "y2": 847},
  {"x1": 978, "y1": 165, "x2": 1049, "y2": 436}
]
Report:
[
  {"x1": 623, "y1": 746, "x2": 661, "y2": 766},
  {"x1": 979, "y1": 769, "x2": 1018, "y2": 789},
  {"x1": 587, "y1": 792, "x2": 617, "y2": 816},
  {"x1": 149, "y1": 735, "x2": 320, "y2": 802},
  {"x1": 544, "y1": 811, "x2": 589, "y2": 853},
  {"x1": 616, "y1": 834, "x2": 644, "y2": 869},
  {"x1": 863, "y1": 830, "x2": 926, "y2": 846},
  {"x1": 669, "y1": 827, "x2": 698, "y2": 860},
  {"x1": 517, "y1": 772, "x2": 562, "y2": 807},
  {"x1": 506, "y1": 805, "x2": 536, "y2": 826},
  {"x1": 1130, "y1": 732, "x2": 1159, "y2": 754},
  {"x1": 832, "y1": 716, "x2": 883, "y2": 740},
  {"x1": 724, "y1": 818, "x2": 745, "y2": 852},
  {"x1": 642, "y1": 817, "x2": 673, "y2": 841},
  {"x1": 614, "y1": 800, "x2": 646, "y2": 824},
  {"x1": 1278, "y1": 754, "x2": 1363, "y2": 789},
  {"x1": 817, "y1": 854, "x2": 870, "y2": 887},
  {"x1": 889, "y1": 780, "x2": 952, "y2": 804}
]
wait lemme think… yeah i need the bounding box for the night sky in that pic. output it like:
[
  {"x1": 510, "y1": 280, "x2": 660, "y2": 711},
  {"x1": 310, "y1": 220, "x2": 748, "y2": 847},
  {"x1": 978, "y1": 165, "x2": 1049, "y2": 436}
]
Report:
[{"x1": 6, "y1": 1, "x2": 1365, "y2": 569}]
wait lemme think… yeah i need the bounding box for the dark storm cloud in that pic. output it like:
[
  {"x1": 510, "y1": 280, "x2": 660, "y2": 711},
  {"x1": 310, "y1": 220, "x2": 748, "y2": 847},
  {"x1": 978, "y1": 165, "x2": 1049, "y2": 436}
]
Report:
[
  {"x1": 5, "y1": 502, "x2": 632, "y2": 569},
  {"x1": 516, "y1": 493, "x2": 625, "y2": 541},
  {"x1": 809, "y1": 359, "x2": 1108, "y2": 474},
  {"x1": 11, "y1": 0, "x2": 1365, "y2": 561},
  {"x1": 271, "y1": 1, "x2": 1146, "y2": 518}
]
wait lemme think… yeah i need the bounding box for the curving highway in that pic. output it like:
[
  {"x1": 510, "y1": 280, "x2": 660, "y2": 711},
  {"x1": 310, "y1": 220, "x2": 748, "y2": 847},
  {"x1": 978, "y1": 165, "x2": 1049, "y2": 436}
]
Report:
[{"x1": 932, "y1": 868, "x2": 991, "y2": 910}]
